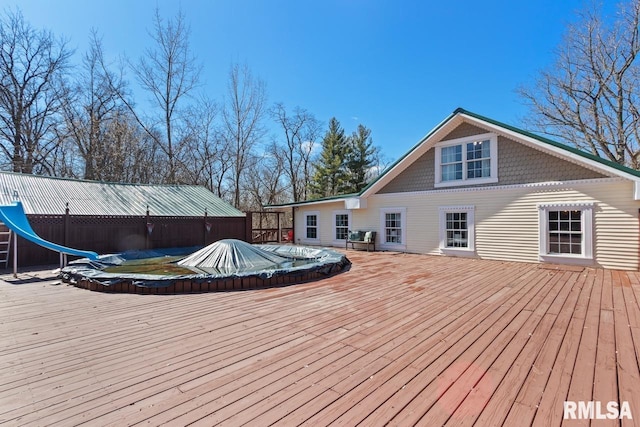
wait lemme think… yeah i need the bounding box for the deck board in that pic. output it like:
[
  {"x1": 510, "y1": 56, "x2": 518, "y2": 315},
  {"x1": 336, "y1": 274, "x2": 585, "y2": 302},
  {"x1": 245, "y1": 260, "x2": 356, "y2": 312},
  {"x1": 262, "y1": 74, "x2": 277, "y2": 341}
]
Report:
[
  {"x1": 0, "y1": 251, "x2": 638, "y2": 426},
  {"x1": 530, "y1": 267, "x2": 594, "y2": 427},
  {"x1": 612, "y1": 271, "x2": 640, "y2": 427}
]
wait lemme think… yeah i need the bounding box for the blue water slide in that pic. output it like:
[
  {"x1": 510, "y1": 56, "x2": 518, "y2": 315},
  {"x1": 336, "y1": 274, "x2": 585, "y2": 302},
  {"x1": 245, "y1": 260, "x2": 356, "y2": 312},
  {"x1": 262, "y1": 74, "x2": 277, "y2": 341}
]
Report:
[{"x1": 0, "y1": 201, "x2": 98, "y2": 260}]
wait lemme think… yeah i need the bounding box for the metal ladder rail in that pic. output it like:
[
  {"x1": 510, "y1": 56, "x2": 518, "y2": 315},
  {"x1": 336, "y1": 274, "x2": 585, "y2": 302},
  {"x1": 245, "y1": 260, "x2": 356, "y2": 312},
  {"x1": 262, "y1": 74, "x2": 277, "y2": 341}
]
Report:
[{"x1": 0, "y1": 225, "x2": 11, "y2": 269}]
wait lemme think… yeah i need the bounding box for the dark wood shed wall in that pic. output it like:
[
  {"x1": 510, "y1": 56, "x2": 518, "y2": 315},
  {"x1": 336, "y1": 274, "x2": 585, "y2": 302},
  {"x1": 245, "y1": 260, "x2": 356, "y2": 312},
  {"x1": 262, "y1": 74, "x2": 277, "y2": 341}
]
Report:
[{"x1": 14, "y1": 215, "x2": 247, "y2": 267}]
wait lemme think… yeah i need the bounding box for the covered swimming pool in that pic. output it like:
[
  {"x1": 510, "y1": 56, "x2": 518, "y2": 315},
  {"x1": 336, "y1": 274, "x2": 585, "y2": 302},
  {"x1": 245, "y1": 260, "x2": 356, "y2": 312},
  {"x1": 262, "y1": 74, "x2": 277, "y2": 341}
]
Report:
[{"x1": 59, "y1": 239, "x2": 351, "y2": 293}]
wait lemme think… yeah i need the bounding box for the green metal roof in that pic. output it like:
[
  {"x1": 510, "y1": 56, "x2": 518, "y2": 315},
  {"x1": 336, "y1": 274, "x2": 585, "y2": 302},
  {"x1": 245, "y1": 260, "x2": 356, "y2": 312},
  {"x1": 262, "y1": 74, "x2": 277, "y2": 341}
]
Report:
[
  {"x1": 0, "y1": 172, "x2": 244, "y2": 217},
  {"x1": 266, "y1": 107, "x2": 640, "y2": 209}
]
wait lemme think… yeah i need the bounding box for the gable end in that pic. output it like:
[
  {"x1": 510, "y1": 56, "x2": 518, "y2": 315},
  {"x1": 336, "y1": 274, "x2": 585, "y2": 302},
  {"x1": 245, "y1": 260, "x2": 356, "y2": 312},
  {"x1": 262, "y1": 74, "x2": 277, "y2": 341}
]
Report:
[{"x1": 377, "y1": 124, "x2": 608, "y2": 194}]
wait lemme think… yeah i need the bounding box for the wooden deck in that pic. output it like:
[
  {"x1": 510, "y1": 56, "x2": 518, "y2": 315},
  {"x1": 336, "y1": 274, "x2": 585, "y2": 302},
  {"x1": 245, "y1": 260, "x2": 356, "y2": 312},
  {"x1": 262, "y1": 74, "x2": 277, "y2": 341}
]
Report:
[{"x1": 1, "y1": 251, "x2": 639, "y2": 426}]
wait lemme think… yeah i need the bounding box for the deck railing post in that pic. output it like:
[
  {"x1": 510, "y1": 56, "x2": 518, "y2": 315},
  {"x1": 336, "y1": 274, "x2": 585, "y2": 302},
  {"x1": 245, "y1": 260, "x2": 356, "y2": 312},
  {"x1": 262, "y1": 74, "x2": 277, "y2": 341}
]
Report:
[
  {"x1": 277, "y1": 211, "x2": 282, "y2": 243},
  {"x1": 204, "y1": 208, "x2": 208, "y2": 246},
  {"x1": 244, "y1": 212, "x2": 253, "y2": 243},
  {"x1": 64, "y1": 202, "x2": 70, "y2": 246},
  {"x1": 145, "y1": 205, "x2": 150, "y2": 249},
  {"x1": 12, "y1": 229, "x2": 17, "y2": 278},
  {"x1": 292, "y1": 207, "x2": 296, "y2": 245}
]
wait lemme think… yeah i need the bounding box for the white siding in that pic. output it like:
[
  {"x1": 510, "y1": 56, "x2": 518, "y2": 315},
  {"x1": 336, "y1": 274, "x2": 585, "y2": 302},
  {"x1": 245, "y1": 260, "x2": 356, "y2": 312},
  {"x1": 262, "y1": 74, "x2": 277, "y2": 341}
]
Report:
[
  {"x1": 294, "y1": 179, "x2": 640, "y2": 270},
  {"x1": 296, "y1": 204, "x2": 345, "y2": 247}
]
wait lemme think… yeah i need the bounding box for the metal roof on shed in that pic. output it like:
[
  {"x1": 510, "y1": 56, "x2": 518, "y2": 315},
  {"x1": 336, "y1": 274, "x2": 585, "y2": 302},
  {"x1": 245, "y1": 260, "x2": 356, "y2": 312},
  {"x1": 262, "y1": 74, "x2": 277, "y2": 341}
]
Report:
[{"x1": 0, "y1": 172, "x2": 244, "y2": 217}]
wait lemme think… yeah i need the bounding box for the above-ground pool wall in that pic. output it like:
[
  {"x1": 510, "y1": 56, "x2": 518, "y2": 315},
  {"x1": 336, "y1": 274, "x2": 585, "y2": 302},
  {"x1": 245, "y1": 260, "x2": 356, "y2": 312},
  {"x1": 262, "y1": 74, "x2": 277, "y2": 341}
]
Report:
[
  {"x1": 14, "y1": 215, "x2": 248, "y2": 267},
  {"x1": 70, "y1": 269, "x2": 339, "y2": 294},
  {"x1": 295, "y1": 179, "x2": 640, "y2": 270}
]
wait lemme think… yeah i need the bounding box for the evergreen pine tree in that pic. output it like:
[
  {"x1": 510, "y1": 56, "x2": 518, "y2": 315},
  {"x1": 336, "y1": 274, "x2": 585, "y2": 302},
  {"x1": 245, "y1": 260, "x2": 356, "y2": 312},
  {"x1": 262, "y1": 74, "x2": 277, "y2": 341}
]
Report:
[
  {"x1": 308, "y1": 118, "x2": 349, "y2": 198},
  {"x1": 344, "y1": 124, "x2": 375, "y2": 193}
]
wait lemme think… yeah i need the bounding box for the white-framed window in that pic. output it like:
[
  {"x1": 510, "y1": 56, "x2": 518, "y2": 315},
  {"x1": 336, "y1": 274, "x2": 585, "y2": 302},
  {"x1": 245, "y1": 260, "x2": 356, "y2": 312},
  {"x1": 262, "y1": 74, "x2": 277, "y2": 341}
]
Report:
[
  {"x1": 441, "y1": 144, "x2": 463, "y2": 181},
  {"x1": 439, "y1": 206, "x2": 475, "y2": 254},
  {"x1": 434, "y1": 133, "x2": 498, "y2": 188},
  {"x1": 333, "y1": 210, "x2": 351, "y2": 243},
  {"x1": 303, "y1": 211, "x2": 320, "y2": 242},
  {"x1": 379, "y1": 207, "x2": 406, "y2": 250},
  {"x1": 538, "y1": 202, "x2": 594, "y2": 264}
]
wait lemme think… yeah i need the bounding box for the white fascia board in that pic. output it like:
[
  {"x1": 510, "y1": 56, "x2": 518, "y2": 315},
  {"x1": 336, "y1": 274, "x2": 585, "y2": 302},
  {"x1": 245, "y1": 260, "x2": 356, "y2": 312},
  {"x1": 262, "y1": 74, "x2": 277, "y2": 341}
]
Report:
[
  {"x1": 634, "y1": 181, "x2": 640, "y2": 200},
  {"x1": 264, "y1": 197, "x2": 348, "y2": 210},
  {"x1": 344, "y1": 197, "x2": 367, "y2": 209}
]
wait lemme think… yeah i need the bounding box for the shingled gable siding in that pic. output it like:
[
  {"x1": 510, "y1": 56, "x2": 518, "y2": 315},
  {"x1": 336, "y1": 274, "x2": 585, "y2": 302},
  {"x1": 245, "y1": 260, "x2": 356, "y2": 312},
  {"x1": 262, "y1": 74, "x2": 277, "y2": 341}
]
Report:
[
  {"x1": 442, "y1": 122, "x2": 490, "y2": 140},
  {"x1": 377, "y1": 124, "x2": 608, "y2": 194}
]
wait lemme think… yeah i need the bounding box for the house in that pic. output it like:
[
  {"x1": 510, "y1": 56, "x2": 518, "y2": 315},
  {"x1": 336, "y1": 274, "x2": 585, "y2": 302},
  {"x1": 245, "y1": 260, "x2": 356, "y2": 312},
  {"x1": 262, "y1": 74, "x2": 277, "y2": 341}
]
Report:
[
  {"x1": 0, "y1": 172, "x2": 246, "y2": 266},
  {"x1": 266, "y1": 108, "x2": 640, "y2": 270}
]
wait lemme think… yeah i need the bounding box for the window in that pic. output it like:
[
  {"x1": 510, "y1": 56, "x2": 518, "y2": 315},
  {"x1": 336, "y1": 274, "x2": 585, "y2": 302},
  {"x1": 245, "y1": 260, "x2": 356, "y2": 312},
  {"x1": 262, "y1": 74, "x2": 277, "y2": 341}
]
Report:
[
  {"x1": 435, "y1": 133, "x2": 498, "y2": 187},
  {"x1": 538, "y1": 203, "x2": 593, "y2": 263},
  {"x1": 441, "y1": 145, "x2": 462, "y2": 181},
  {"x1": 548, "y1": 210, "x2": 582, "y2": 254},
  {"x1": 466, "y1": 140, "x2": 491, "y2": 179},
  {"x1": 379, "y1": 207, "x2": 406, "y2": 249},
  {"x1": 335, "y1": 214, "x2": 349, "y2": 240},
  {"x1": 306, "y1": 215, "x2": 317, "y2": 239},
  {"x1": 445, "y1": 212, "x2": 468, "y2": 248},
  {"x1": 439, "y1": 206, "x2": 475, "y2": 253},
  {"x1": 333, "y1": 210, "x2": 351, "y2": 242},
  {"x1": 303, "y1": 211, "x2": 319, "y2": 242},
  {"x1": 385, "y1": 213, "x2": 402, "y2": 243}
]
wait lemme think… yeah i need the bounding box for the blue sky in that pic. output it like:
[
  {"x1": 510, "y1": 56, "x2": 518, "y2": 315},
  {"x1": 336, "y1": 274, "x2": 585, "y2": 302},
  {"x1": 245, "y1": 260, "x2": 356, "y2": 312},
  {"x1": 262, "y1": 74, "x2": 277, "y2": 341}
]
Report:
[{"x1": 7, "y1": 0, "x2": 596, "y2": 162}]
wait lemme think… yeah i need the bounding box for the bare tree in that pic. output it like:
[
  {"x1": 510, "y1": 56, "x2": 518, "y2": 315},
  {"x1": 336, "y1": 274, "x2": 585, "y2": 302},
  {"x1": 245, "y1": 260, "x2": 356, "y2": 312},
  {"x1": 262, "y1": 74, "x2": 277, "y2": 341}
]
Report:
[
  {"x1": 0, "y1": 9, "x2": 72, "y2": 173},
  {"x1": 368, "y1": 147, "x2": 392, "y2": 182},
  {"x1": 180, "y1": 96, "x2": 222, "y2": 186},
  {"x1": 60, "y1": 30, "x2": 132, "y2": 180},
  {"x1": 244, "y1": 142, "x2": 287, "y2": 209},
  {"x1": 519, "y1": 0, "x2": 640, "y2": 168},
  {"x1": 48, "y1": 135, "x2": 81, "y2": 178},
  {"x1": 222, "y1": 63, "x2": 267, "y2": 208},
  {"x1": 110, "y1": 113, "x2": 164, "y2": 183},
  {"x1": 210, "y1": 134, "x2": 233, "y2": 200},
  {"x1": 130, "y1": 8, "x2": 201, "y2": 183},
  {"x1": 271, "y1": 103, "x2": 321, "y2": 201}
]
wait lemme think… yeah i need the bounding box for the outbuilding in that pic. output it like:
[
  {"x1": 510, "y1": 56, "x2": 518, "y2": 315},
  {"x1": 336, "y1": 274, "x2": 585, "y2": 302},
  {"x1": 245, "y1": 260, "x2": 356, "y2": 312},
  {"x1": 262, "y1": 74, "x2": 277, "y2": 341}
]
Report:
[{"x1": 0, "y1": 172, "x2": 246, "y2": 266}]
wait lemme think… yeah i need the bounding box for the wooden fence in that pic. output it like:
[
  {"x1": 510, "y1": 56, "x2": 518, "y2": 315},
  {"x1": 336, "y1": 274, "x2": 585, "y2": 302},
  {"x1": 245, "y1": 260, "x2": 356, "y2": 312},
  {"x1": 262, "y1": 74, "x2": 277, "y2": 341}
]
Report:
[
  {"x1": 13, "y1": 214, "x2": 248, "y2": 267},
  {"x1": 248, "y1": 210, "x2": 294, "y2": 244}
]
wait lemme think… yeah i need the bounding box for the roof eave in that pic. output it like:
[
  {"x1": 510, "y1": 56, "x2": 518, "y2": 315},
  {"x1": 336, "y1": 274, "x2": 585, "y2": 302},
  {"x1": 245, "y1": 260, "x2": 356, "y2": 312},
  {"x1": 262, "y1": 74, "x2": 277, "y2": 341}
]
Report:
[{"x1": 264, "y1": 193, "x2": 358, "y2": 209}]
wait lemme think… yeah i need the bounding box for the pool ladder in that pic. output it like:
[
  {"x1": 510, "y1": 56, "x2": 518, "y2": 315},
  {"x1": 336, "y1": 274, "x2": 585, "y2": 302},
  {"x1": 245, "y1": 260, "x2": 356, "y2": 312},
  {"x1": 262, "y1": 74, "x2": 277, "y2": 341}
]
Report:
[{"x1": 0, "y1": 223, "x2": 12, "y2": 269}]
